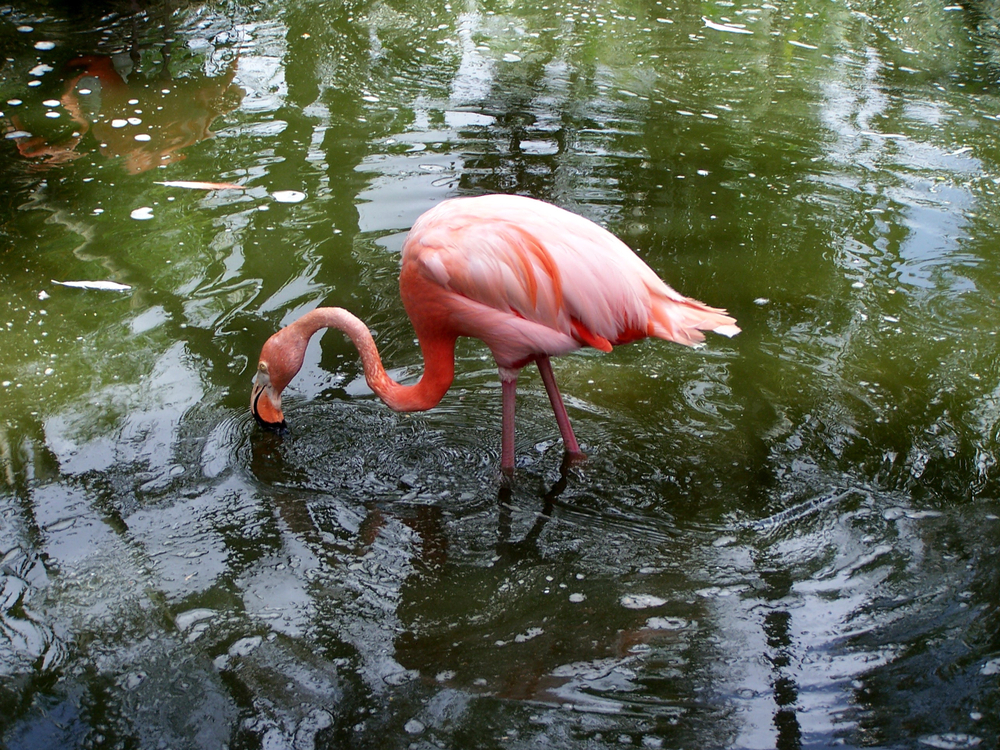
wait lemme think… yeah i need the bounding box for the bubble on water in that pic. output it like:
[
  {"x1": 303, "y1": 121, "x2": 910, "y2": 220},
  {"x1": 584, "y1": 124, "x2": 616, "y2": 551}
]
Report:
[
  {"x1": 78, "y1": 88, "x2": 91, "y2": 95},
  {"x1": 45, "y1": 111, "x2": 59, "y2": 119},
  {"x1": 503, "y1": 52, "x2": 521, "y2": 62},
  {"x1": 646, "y1": 616, "x2": 689, "y2": 630},
  {"x1": 981, "y1": 658, "x2": 1000, "y2": 675},
  {"x1": 569, "y1": 592, "x2": 586, "y2": 603},
  {"x1": 127, "y1": 116, "x2": 142, "y2": 125},
  {"x1": 703, "y1": 17, "x2": 753, "y2": 34},
  {"x1": 906, "y1": 509, "x2": 943, "y2": 519},
  {"x1": 34, "y1": 40, "x2": 56, "y2": 50},
  {"x1": 28, "y1": 63, "x2": 53, "y2": 76},
  {"x1": 134, "y1": 134, "x2": 151, "y2": 142},
  {"x1": 272, "y1": 190, "x2": 306, "y2": 203},
  {"x1": 111, "y1": 118, "x2": 128, "y2": 128},
  {"x1": 514, "y1": 627, "x2": 544, "y2": 642},
  {"x1": 131, "y1": 207, "x2": 154, "y2": 220},
  {"x1": 7, "y1": 98, "x2": 22, "y2": 106},
  {"x1": 123, "y1": 671, "x2": 145, "y2": 689},
  {"x1": 17, "y1": 25, "x2": 33, "y2": 32},
  {"x1": 42, "y1": 99, "x2": 60, "y2": 107},
  {"x1": 520, "y1": 140, "x2": 559, "y2": 155},
  {"x1": 621, "y1": 594, "x2": 666, "y2": 609},
  {"x1": 5, "y1": 130, "x2": 32, "y2": 139}
]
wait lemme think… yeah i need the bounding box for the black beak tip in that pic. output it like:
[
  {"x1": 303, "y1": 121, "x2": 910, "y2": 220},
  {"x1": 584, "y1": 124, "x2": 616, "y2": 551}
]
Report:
[{"x1": 253, "y1": 412, "x2": 288, "y2": 435}]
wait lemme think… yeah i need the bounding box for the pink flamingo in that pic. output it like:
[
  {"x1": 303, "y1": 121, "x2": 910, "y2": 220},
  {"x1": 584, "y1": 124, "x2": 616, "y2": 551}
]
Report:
[{"x1": 251, "y1": 195, "x2": 739, "y2": 473}]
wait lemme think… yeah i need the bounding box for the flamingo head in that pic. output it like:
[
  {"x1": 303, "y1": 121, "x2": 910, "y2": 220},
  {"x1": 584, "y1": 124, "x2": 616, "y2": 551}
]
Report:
[{"x1": 251, "y1": 330, "x2": 304, "y2": 432}]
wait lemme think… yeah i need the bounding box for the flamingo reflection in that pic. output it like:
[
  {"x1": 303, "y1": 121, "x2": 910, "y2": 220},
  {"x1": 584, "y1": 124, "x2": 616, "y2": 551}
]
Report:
[{"x1": 5, "y1": 53, "x2": 242, "y2": 173}]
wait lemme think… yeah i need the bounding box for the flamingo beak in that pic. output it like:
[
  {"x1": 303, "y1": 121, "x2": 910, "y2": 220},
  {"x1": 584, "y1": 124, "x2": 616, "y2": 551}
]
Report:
[{"x1": 251, "y1": 364, "x2": 287, "y2": 432}]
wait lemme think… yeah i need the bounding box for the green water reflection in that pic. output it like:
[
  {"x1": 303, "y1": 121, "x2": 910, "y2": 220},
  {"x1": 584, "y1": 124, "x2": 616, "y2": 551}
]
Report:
[{"x1": 1, "y1": 0, "x2": 999, "y2": 748}]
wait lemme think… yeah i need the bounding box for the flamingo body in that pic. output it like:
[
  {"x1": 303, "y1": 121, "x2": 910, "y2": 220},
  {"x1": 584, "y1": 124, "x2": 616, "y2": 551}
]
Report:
[
  {"x1": 252, "y1": 195, "x2": 739, "y2": 473},
  {"x1": 400, "y1": 195, "x2": 739, "y2": 368}
]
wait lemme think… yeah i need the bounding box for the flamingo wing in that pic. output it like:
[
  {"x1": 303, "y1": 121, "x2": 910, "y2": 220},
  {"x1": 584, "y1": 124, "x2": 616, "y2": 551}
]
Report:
[{"x1": 403, "y1": 195, "x2": 738, "y2": 367}]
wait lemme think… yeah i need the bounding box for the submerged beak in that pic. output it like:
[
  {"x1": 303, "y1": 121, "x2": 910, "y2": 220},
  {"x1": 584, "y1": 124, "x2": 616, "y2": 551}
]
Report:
[{"x1": 251, "y1": 365, "x2": 287, "y2": 432}]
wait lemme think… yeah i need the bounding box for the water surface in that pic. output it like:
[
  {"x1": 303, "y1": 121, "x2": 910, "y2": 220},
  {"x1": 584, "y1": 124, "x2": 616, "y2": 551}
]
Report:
[{"x1": 1, "y1": 0, "x2": 999, "y2": 748}]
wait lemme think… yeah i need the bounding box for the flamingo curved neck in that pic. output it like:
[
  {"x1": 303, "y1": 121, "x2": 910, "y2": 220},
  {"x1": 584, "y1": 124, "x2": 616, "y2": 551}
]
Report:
[{"x1": 291, "y1": 307, "x2": 455, "y2": 412}]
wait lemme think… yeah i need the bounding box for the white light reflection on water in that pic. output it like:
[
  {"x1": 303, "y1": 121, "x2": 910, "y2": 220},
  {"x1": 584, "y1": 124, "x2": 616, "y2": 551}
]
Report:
[{"x1": 818, "y1": 43, "x2": 982, "y2": 293}]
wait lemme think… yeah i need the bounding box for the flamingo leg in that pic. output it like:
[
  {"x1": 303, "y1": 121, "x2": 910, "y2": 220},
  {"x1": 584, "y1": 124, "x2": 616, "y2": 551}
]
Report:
[
  {"x1": 536, "y1": 355, "x2": 583, "y2": 457},
  {"x1": 499, "y1": 367, "x2": 519, "y2": 475}
]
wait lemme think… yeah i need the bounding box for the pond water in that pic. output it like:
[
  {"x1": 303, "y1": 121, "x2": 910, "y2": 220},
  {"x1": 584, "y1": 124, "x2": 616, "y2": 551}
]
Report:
[{"x1": 1, "y1": 0, "x2": 999, "y2": 747}]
